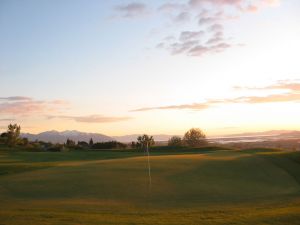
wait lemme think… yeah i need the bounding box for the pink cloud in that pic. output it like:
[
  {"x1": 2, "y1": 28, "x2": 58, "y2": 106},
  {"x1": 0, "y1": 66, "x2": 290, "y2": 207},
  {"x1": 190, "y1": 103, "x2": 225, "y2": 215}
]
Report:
[
  {"x1": 0, "y1": 97, "x2": 69, "y2": 116},
  {"x1": 131, "y1": 80, "x2": 299, "y2": 112}
]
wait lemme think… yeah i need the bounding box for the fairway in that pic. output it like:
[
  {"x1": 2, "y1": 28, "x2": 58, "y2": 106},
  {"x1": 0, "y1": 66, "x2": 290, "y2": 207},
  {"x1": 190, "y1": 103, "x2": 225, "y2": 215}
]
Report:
[{"x1": 1, "y1": 148, "x2": 300, "y2": 225}]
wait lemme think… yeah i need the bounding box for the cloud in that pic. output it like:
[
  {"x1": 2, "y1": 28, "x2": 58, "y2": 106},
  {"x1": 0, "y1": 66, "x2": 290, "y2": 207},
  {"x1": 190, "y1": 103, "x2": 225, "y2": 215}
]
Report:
[
  {"x1": 131, "y1": 93, "x2": 300, "y2": 112},
  {"x1": 207, "y1": 23, "x2": 223, "y2": 33},
  {"x1": 271, "y1": 82, "x2": 300, "y2": 91},
  {"x1": 131, "y1": 80, "x2": 300, "y2": 112},
  {"x1": 0, "y1": 96, "x2": 32, "y2": 101},
  {"x1": 131, "y1": 103, "x2": 210, "y2": 112},
  {"x1": 173, "y1": 11, "x2": 191, "y2": 23},
  {"x1": 156, "y1": 6, "x2": 233, "y2": 57},
  {"x1": 164, "y1": 35, "x2": 176, "y2": 41},
  {"x1": 154, "y1": 0, "x2": 280, "y2": 57},
  {"x1": 189, "y1": 0, "x2": 242, "y2": 7},
  {"x1": 235, "y1": 93, "x2": 300, "y2": 104},
  {"x1": 230, "y1": 80, "x2": 300, "y2": 104},
  {"x1": 0, "y1": 96, "x2": 130, "y2": 124},
  {"x1": 206, "y1": 31, "x2": 224, "y2": 45},
  {"x1": 48, "y1": 115, "x2": 132, "y2": 123},
  {"x1": 114, "y1": 2, "x2": 148, "y2": 18},
  {"x1": 188, "y1": 42, "x2": 231, "y2": 56},
  {"x1": 189, "y1": 0, "x2": 279, "y2": 10},
  {"x1": 158, "y1": 3, "x2": 186, "y2": 12},
  {"x1": 179, "y1": 30, "x2": 205, "y2": 42},
  {"x1": 234, "y1": 80, "x2": 300, "y2": 91},
  {"x1": 0, "y1": 118, "x2": 15, "y2": 122},
  {"x1": 0, "y1": 96, "x2": 69, "y2": 116},
  {"x1": 198, "y1": 17, "x2": 218, "y2": 25},
  {"x1": 162, "y1": 26, "x2": 231, "y2": 56},
  {"x1": 169, "y1": 40, "x2": 200, "y2": 55},
  {"x1": 156, "y1": 42, "x2": 165, "y2": 48}
]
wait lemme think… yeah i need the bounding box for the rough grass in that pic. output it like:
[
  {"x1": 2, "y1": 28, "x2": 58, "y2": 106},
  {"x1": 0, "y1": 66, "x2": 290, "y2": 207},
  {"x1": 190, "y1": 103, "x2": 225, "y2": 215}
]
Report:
[{"x1": 0, "y1": 147, "x2": 300, "y2": 224}]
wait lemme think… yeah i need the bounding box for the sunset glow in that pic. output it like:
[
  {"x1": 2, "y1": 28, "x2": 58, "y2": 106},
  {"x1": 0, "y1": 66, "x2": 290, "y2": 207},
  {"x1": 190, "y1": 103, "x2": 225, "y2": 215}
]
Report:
[{"x1": 0, "y1": 0, "x2": 299, "y2": 136}]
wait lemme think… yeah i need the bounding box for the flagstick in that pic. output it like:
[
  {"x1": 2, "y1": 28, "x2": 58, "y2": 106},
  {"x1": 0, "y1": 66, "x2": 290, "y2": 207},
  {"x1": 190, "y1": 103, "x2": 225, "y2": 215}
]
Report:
[{"x1": 146, "y1": 142, "x2": 152, "y2": 191}]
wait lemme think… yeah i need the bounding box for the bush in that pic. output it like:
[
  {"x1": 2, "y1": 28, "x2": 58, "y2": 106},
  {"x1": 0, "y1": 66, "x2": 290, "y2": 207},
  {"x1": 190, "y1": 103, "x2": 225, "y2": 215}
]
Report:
[
  {"x1": 47, "y1": 144, "x2": 66, "y2": 152},
  {"x1": 168, "y1": 136, "x2": 182, "y2": 147},
  {"x1": 92, "y1": 141, "x2": 127, "y2": 150}
]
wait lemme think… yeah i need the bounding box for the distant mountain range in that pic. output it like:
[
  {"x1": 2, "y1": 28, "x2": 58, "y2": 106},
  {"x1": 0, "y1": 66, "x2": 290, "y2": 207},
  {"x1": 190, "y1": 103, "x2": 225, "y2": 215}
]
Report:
[
  {"x1": 20, "y1": 129, "x2": 300, "y2": 144},
  {"x1": 21, "y1": 130, "x2": 176, "y2": 144},
  {"x1": 21, "y1": 130, "x2": 113, "y2": 144}
]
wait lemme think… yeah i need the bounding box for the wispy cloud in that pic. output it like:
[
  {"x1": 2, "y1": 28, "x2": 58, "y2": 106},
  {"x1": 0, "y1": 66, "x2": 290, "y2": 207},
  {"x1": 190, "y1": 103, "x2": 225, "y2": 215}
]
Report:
[
  {"x1": 0, "y1": 118, "x2": 15, "y2": 122},
  {"x1": 189, "y1": 0, "x2": 279, "y2": 10},
  {"x1": 131, "y1": 102, "x2": 210, "y2": 112},
  {"x1": 132, "y1": 0, "x2": 280, "y2": 57},
  {"x1": 0, "y1": 96, "x2": 131, "y2": 124},
  {"x1": 114, "y1": 2, "x2": 149, "y2": 18},
  {"x1": 179, "y1": 30, "x2": 205, "y2": 42},
  {"x1": 173, "y1": 11, "x2": 191, "y2": 23},
  {"x1": 188, "y1": 42, "x2": 231, "y2": 56},
  {"x1": 158, "y1": 3, "x2": 187, "y2": 13},
  {"x1": 206, "y1": 31, "x2": 224, "y2": 45},
  {"x1": 48, "y1": 115, "x2": 132, "y2": 123},
  {"x1": 237, "y1": 93, "x2": 300, "y2": 104},
  {"x1": 111, "y1": 1, "x2": 280, "y2": 56},
  {"x1": 0, "y1": 96, "x2": 32, "y2": 101},
  {"x1": 131, "y1": 80, "x2": 300, "y2": 112},
  {"x1": 0, "y1": 96, "x2": 69, "y2": 116},
  {"x1": 234, "y1": 80, "x2": 300, "y2": 92}
]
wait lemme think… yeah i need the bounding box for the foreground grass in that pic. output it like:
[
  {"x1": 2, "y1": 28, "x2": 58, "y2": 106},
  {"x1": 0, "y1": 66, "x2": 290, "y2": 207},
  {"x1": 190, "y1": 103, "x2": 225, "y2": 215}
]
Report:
[{"x1": 0, "y1": 148, "x2": 300, "y2": 224}]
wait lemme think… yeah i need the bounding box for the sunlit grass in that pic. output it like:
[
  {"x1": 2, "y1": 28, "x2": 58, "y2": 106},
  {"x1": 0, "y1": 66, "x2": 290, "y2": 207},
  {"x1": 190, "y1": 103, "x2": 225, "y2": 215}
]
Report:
[{"x1": 0, "y1": 148, "x2": 300, "y2": 224}]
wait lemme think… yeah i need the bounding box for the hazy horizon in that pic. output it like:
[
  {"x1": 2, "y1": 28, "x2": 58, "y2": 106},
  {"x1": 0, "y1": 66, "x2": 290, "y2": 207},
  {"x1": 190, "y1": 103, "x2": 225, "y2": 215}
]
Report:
[
  {"x1": 9, "y1": 127, "x2": 300, "y2": 137},
  {"x1": 1, "y1": 0, "x2": 300, "y2": 136}
]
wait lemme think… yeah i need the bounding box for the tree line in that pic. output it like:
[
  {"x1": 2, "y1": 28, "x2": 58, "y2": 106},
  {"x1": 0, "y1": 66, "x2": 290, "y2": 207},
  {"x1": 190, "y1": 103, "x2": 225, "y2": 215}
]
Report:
[{"x1": 0, "y1": 124, "x2": 208, "y2": 151}]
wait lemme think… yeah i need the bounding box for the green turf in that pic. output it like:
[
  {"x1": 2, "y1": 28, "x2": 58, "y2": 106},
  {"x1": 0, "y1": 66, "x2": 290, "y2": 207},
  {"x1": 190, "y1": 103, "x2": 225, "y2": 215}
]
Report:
[{"x1": 0, "y1": 148, "x2": 300, "y2": 224}]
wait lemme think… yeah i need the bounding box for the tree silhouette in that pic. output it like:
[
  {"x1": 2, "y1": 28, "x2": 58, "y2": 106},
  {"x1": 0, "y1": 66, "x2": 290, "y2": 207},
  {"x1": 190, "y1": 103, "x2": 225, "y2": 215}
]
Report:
[
  {"x1": 183, "y1": 128, "x2": 207, "y2": 147},
  {"x1": 137, "y1": 134, "x2": 155, "y2": 149},
  {"x1": 6, "y1": 124, "x2": 21, "y2": 147},
  {"x1": 66, "y1": 139, "x2": 75, "y2": 147},
  {"x1": 89, "y1": 138, "x2": 94, "y2": 146},
  {"x1": 168, "y1": 136, "x2": 182, "y2": 147}
]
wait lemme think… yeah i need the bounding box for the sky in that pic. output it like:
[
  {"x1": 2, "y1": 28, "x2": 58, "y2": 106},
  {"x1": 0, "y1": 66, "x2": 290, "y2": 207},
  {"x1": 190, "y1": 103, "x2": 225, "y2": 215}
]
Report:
[{"x1": 0, "y1": 0, "x2": 300, "y2": 136}]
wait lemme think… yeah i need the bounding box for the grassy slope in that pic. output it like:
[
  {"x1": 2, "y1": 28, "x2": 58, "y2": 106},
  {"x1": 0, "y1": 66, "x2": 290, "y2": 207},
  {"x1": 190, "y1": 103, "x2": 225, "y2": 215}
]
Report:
[{"x1": 0, "y1": 148, "x2": 300, "y2": 224}]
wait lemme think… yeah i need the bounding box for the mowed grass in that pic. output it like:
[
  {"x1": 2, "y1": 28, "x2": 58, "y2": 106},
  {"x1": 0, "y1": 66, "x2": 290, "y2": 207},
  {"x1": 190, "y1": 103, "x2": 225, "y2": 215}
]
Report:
[{"x1": 0, "y1": 148, "x2": 300, "y2": 224}]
